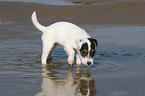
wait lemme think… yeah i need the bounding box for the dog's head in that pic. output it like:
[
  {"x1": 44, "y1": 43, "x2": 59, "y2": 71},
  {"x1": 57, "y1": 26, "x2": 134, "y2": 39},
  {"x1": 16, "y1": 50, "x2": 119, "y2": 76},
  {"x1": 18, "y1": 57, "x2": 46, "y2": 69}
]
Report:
[{"x1": 76, "y1": 38, "x2": 98, "y2": 66}]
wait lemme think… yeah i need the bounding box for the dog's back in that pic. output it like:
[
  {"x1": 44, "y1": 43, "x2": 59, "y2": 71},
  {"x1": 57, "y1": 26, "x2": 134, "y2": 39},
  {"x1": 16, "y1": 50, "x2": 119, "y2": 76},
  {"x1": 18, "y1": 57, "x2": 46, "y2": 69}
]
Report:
[{"x1": 31, "y1": 11, "x2": 90, "y2": 44}]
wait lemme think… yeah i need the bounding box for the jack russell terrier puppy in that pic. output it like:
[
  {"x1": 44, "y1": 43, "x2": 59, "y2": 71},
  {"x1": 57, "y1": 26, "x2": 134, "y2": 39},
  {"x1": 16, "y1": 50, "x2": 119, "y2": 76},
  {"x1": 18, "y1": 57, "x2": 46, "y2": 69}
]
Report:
[{"x1": 31, "y1": 11, "x2": 98, "y2": 66}]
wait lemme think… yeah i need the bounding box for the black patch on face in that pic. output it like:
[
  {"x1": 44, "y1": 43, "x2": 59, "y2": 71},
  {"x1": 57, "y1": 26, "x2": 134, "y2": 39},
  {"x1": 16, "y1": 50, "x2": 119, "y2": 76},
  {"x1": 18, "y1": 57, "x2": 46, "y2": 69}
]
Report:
[
  {"x1": 88, "y1": 38, "x2": 98, "y2": 58},
  {"x1": 79, "y1": 43, "x2": 88, "y2": 57}
]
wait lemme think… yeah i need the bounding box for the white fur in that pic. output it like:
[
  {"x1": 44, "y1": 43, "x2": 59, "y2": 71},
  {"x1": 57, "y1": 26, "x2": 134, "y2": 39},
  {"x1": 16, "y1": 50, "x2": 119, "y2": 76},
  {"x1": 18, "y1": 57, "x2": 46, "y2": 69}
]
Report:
[{"x1": 31, "y1": 11, "x2": 91, "y2": 66}]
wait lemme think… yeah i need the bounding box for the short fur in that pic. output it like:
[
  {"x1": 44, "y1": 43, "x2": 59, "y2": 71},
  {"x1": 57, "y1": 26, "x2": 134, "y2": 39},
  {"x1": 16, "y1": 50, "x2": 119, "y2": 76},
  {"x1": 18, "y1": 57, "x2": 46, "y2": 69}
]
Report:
[{"x1": 31, "y1": 11, "x2": 98, "y2": 66}]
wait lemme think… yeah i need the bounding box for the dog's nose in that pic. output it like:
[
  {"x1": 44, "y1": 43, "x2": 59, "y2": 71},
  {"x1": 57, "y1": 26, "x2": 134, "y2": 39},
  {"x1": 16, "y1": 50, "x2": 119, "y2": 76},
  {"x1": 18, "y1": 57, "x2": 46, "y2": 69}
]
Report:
[{"x1": 87, "y1": 61, "x2": 91, "y2": 66}]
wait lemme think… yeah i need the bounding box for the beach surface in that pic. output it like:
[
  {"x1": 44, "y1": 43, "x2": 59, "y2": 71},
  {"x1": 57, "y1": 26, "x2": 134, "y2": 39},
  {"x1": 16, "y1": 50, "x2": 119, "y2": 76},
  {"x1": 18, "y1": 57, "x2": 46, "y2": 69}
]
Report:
[
  {"x1": 0, "y1": 0, "x2": 145, "y2": 26},
  {"x1": 0, "y1": 0, "x2": 145, "y2": 96}
]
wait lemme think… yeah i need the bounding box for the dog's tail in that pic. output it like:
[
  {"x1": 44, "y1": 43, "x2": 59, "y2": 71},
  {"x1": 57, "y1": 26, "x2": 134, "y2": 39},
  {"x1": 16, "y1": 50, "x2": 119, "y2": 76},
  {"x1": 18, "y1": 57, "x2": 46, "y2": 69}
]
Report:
[{"x1": 31, "y1": 11, "x2": 46, "y2": 32}]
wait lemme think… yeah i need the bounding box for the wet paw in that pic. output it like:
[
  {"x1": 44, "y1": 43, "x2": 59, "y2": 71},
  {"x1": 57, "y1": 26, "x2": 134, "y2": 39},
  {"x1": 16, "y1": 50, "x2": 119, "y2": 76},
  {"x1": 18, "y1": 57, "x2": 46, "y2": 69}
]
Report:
[{"x1": 67, "y1": 55, "x2": 74, "y2": 66}]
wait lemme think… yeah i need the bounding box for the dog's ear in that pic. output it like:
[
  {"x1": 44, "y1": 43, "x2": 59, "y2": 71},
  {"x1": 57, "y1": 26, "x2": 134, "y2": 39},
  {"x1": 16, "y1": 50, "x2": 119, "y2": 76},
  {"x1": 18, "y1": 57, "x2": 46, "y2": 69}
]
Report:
[{"x1": 88, "y1": 38, "x2": 98, "y2": 49}]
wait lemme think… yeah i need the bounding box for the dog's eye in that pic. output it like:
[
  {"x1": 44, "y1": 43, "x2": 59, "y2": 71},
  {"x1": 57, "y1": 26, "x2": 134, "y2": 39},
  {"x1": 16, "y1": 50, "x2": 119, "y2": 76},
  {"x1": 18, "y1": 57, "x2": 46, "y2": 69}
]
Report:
[
  {"x1": 83, "y1": 49, "x2": 88, "y2": 53},
  {"x1": 81, "y1": 49, "x2": 88, "y2": 56}
]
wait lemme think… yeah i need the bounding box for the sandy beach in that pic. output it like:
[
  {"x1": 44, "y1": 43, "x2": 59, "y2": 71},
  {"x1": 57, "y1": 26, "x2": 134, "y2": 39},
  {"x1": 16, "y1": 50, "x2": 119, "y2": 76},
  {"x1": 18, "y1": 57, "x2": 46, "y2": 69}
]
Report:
[
  {"x1": 0, "y1": 0, "x2": 145, "y2": 96},
  {"x1": 0, "y1": 1, "x2": 145, "y2": 26}
]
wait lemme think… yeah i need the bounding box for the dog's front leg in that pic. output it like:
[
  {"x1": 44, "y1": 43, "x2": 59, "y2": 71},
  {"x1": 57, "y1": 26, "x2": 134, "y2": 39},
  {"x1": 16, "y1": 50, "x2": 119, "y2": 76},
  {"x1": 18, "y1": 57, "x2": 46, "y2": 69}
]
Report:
[
  {"x1": 64, "y1": 45, "x2": 75, "y2": 67},
  {"x1": 67, "y1": 52, "x2": 75, "y2": 66},
  {"x1": 76, "y1": 53, "x2": 81, "y2": 66}
]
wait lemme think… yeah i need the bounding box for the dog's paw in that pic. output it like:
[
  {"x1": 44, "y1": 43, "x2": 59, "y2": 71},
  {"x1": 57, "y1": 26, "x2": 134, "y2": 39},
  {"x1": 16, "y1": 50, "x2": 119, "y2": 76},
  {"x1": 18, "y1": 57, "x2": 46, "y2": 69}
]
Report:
[
  {"x1": 67, "y1": 55, "x2": 74, "y2": 66},
  {"x1": 68, "y1": 64, "x2": 73, "y2": 68},
  {"x1": 67, "y1": 59, "x2": 74, "y2": 65}
]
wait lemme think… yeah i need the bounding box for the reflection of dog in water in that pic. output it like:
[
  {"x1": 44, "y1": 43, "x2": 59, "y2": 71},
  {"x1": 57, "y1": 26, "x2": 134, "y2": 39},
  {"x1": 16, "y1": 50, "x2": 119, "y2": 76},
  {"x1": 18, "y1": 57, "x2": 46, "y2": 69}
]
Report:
[
  {"x1": 35, "y1": 65, "x2": 97, "y2": 96},
  {"x1": 77, "y1": 71, "x2": 96, "y2": 96}
]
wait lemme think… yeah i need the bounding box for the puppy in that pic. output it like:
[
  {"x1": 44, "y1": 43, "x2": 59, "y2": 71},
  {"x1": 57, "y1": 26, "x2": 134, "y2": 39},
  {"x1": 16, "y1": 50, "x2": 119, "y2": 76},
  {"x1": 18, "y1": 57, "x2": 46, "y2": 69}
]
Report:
[{"x1": 31, "y1": 11, "x2": 98, "y2": 66}]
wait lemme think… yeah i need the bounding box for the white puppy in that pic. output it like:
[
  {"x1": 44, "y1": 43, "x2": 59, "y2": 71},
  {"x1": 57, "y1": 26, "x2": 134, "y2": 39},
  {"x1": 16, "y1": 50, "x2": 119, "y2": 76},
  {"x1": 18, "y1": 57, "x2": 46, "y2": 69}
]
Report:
[{"x1": 31, "y1": 11, "x2": 98, "y2": 66}]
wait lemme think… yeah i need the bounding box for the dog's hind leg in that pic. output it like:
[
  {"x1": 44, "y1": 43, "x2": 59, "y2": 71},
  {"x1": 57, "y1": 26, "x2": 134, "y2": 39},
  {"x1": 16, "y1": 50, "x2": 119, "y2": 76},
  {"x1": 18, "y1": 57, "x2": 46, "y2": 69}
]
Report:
[
  {"x1": 47, "y1": 43, "x2": 57, "y2": 62},
  {"x1": 41, "y1": 42, "x2": 55, "y2": 65}
]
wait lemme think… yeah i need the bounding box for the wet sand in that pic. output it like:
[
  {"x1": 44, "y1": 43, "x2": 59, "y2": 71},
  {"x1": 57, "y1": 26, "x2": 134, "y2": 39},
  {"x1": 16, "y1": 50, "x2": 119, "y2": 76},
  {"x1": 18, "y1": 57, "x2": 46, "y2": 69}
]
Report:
[
  {"x1": 0, "y1": 1, "x2": 145, "y2": 96},
  {"x1": 0, "y1": 1, "x2": 145, "y2": 26}
]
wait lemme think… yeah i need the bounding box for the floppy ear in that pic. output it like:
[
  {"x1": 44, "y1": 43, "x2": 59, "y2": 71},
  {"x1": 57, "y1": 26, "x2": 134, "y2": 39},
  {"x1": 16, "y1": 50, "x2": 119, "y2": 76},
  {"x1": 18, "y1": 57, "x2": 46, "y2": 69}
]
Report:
[{"x1": 88, "y1": 38, "x2": 98, "y2": 49}]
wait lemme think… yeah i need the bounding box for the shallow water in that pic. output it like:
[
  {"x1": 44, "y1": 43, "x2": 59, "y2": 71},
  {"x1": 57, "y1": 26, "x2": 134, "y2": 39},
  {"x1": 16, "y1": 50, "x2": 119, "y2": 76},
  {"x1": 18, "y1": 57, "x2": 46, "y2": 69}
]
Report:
[{"x1": 0, "y1": 19, "x2": 145, "y2": 96}]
